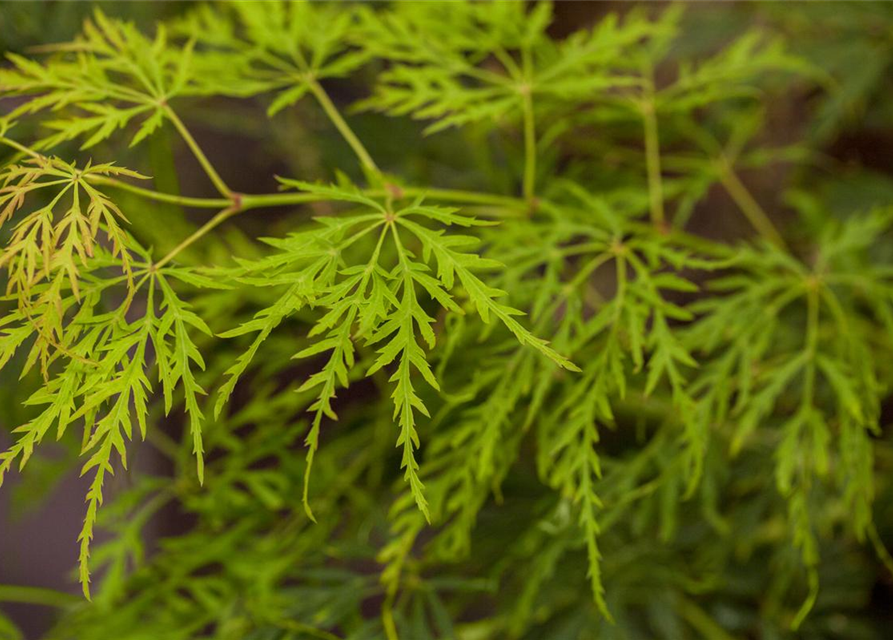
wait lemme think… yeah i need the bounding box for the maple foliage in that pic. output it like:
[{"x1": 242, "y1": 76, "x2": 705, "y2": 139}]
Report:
[{"x1": 1, "y1": 3, "x2": 892, "y2": 639}]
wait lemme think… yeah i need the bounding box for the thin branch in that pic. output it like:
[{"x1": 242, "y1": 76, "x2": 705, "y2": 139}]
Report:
[
  {"x1": 152, "y1": 205, "x2": 240, "y2": 270},
  {"x1": 520, "y1": 47, "x2": 536, "y2": 205},
  {"x1": 86, "y1": 175, "x2": 231, "y2": 209},
  {"x1": 163, "y1": 106, "x2": 233, "y2": 199},
  {"x1": 91, "y1": 181, "x2": 525, "y2": 214},
  {"x1": 718, "y1": 158, "x2": 788, "y2": 251},
  {"x1": 640, "y1": 64, "x2": 665, "y2": 230},
  {"x1": 868, "y1": 522, "x2": 893, "y2": 578},
  {"x1": 239, "y1": 191, "x2": 341, "y2": 211},
  {"x1": 387, "y1": 186, "x2": 526, "y2": 211},
  {"x1": 521, "y1": 88, "x2": 536, "y2": 204},
  {"x1": 0, "y1": 135, "x2": 43, "y2": 161},
  {"x1": 306, "y1": 78, "x2": 380, "y2": 178},
  {"x1": 0, "y1": 584, "x2": 80, "y2": 608}
]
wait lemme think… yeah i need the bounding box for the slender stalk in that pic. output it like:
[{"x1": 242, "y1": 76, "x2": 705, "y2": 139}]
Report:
[
  {"x1": 0, "y1": 135, "x2": 43, "y2": 161},
  {"x1": 0, "y1": 584, "x2": 79, "y2": 608},
  {"x1": 641, "y1": 95, "x2": 665, "y2": 230},
  {"x1": 521, "y1": 88, "x2": 536, "y2": 204},
  {"x1": 148, "y1": 184, "x2": 526, "y2": 267},
  {"x1": 4, "y1": 122, "x2": 732, "y2": 270},
  {"x1": 520, "y1": 47, "x2": 536, "y2": 204},
  {"x1": 163, "y1": 106, "x2": 233, "y2": 198},
  {"x1": 90, "y1": 175, "x2": 735, "y2": 267},
  {"x1": 91, "y1": 182, "x2": 525, "y2": 214},
  {"x1": 614, "y1": 252, "x2": 627, "y2": 324},
  {"x1": 152, "y1": 205, "x2": 239, "y2": 270},
  {"x1": 642, "y1": 102, "x2": 666, "y2": 227},
  {"x1": 382, "y1": 590, "x2": 399, "y2": 640},
  {"x1": 791, "y1": 569, "x2": 819, "y2": 631},
  {"x1": 254, "y1": 189, "x2": 520, "y2": 216},
  {"x1": 868, "y1": 522, "x2": 893, "y2": 577},
  {"x1": 718, "y1": 159, "x2": 788, "y2": 251},
  {"x1": 567, "y1": 252, "x2": 614, "y2": 291},
  {"x1": 803, "y1": 283, "x2": 820, "y2": 398},
  {"x1": 395, "y1": 186, "x2": 525, "y2": 211},
  {"x1": 306, "y1": 78, "x2": 380, "y2": 177},
  {"x1": 86, "y1": 175, "x2": 230, "y2": 208},
  {"x1": 239, "y1": 191, "x2": 345, "y2": 211},
  {"x1": 494, "y1": 45, "x2": 523, "y2": 81},
  {"x1": 678, "y1": 595, "x2": 740, "y2": 640}
]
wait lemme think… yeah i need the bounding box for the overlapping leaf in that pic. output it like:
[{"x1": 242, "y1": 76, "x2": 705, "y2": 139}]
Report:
[
  {"x1": 173, "y1": 1, "x2": 370, "y2": 115},
  {"x1": 0, "y1": 9, "x2": 196, "y2": 149},
  {"x1": 355, "y1": 1, "x2": 657, "y2": 133},
  {"x1": 216, "y1": 179, "x2": 575, "y2": 519}
]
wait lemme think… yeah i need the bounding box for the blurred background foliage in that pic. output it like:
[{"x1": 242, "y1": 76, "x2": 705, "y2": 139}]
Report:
[{"x1": 0, "y1": 2, "x2": 892, "y2": 640}]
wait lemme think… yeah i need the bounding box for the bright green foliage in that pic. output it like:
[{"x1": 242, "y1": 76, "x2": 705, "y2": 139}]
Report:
[
  {"x1": 686, "y1": 209, "x2": 893, "y2": 600},
  {"x1": 0, "y1": 2, "x2": 892, "y2": 639},
  {"x1": 217, "y1": 179, "x2": 574, "y2": 520},
  {"x1": 0, "y1": 156, "x2": 140, "y2": 307},
  {"x1": 0, "y1": 10, "x2": 195, "y2": 150},
  {"x1": 173, "y1": 2, "x2": 370, "y2": 114}
]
